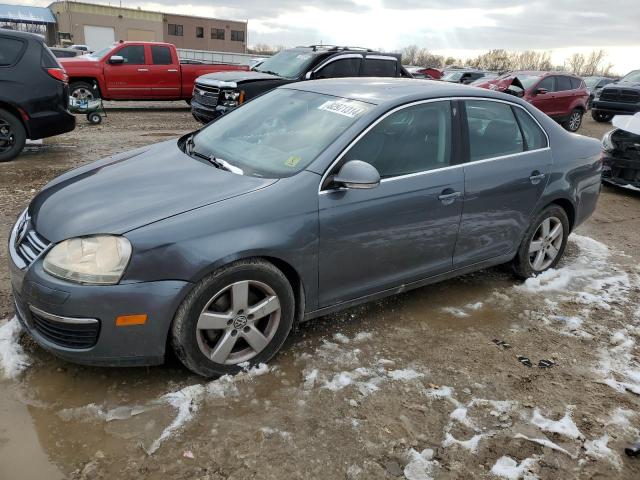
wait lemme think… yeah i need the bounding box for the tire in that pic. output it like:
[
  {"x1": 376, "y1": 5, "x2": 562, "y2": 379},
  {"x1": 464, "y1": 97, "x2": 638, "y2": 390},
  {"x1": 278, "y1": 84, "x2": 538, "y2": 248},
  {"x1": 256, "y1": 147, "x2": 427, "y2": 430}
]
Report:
[
  {"x1": 70, "y1": 81, "x2": 100, "y2": 100},
  {"x1": 171, "y1": 258, "x2": 295, "y2": 377},
  {"x1": 591, "y1": 111, "x2": 613, "y2": 123},
  {"x1": 563, "y1": 109, "x2": 583, "y2": 132},
  {"x1": 513, "y1": 205, "x2": 570, "y2": 279},
  {"x1": 87, "y1": 112, "x2": 102, "y2": 124},
  {"x1": 0, "y1": 109, "x2": 26, "y2": 162},
  {"x1": 185, "y1": 98, "x2": 192, "y2": 106}
]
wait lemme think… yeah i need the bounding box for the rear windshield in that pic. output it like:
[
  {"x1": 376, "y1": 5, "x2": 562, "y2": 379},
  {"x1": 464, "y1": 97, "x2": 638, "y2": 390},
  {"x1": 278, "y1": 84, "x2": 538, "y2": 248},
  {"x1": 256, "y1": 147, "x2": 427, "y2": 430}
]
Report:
[
  {"x1": 254, "y1": 49, "x2": 317, "y2": 78},
  {"x1": 0, "y1": 37, "x2": 26, "y2": 66},
  {"x1": 191, "y1": 89, "x2": 373, "y2": 178}
]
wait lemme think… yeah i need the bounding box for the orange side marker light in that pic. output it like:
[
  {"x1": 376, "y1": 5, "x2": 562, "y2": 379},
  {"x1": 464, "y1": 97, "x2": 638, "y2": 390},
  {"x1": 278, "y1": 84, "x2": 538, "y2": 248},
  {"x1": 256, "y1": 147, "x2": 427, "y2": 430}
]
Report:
[{"x1": 116, "y1": 314, "x2": 148, "y2": 326}]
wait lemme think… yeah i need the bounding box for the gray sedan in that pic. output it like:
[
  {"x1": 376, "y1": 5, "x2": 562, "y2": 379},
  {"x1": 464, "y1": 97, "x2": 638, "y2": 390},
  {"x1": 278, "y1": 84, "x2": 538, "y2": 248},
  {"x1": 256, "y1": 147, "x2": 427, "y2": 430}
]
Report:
[{"x1": 9, "y1": 79, "x2": 602, "y2": 377}]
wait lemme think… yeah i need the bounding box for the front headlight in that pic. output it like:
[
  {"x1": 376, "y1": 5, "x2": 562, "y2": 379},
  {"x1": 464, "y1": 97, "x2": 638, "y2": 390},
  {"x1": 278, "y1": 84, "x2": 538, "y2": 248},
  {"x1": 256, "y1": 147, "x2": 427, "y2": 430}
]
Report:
[
  {"x1": 602, "y1": 130, "x2": 616, "y2": 153},
  {"x1": 43, "y1": 235, "x2": 131, "y2": 285},
  {"x1": 222, "y1": 90, "x2": 243, "y2": 107}
]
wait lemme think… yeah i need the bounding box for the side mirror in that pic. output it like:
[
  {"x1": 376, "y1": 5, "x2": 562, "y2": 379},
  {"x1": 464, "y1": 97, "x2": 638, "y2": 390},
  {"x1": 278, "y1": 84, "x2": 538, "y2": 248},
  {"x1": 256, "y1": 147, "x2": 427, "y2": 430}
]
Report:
[
  {"x1": 304, "y1": 71, "x2": 313, "y2": 80},
  {"x1": 535, "y1": 87, "x2": 548, "y2": 95},
  {"x1": 332, "y1": 160, "x2": 380, "y2": 189},
  {"x1": 108, "y1": 55, "x2": 124, "y2": 64}
]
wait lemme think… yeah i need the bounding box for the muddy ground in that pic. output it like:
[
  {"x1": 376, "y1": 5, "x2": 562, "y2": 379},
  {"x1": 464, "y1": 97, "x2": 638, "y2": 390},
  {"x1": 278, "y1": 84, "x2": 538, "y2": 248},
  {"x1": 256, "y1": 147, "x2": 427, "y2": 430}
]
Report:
[{"x1": 1, "y1": 105, "x2": 639, "y2": 480}]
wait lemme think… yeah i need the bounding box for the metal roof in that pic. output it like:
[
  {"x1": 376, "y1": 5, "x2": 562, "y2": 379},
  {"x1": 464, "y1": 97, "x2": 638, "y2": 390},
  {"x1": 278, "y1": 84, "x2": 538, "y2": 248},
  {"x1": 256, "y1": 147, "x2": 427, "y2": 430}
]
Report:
[{"x1": 0, "y1": 4, "x2": 56, "y2": 24}]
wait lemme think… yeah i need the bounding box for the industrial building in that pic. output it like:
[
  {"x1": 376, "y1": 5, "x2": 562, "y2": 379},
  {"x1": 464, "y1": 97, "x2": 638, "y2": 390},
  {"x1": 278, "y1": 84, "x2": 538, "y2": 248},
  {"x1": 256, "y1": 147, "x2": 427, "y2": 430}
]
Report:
[{"x1": 0, "y1": 2, "x2": 248, "y2": 53}]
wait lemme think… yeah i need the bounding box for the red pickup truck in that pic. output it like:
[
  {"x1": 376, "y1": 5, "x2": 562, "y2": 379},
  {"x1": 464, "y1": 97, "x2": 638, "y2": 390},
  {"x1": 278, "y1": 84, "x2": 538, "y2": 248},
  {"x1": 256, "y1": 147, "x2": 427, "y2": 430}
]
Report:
[{"x1": 58, "y1": 41, "x2": 248, "y2": 101}]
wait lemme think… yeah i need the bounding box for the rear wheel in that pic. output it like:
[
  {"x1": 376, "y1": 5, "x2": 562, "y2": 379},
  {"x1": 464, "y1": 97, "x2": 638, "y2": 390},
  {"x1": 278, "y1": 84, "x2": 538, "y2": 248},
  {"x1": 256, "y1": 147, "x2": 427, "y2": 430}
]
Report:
[
  {"x1": 564, "y1": 109, "x2": 583, "y2": 132},
  {"x1": 70, "y1": 81, "x2": 100, "y2": 100},
  {"x1": 591, "y1": 111, "x2": 613, "y2": 123},
  {"x1": 0, "y1": 109, "x2": 26, "y2": 162},
  {"x1": 171, "y1": 259, "x2": 295, "y2": 377},
  {"x1": 513, "y1": 205, "x2": 570, "y2": 279}
]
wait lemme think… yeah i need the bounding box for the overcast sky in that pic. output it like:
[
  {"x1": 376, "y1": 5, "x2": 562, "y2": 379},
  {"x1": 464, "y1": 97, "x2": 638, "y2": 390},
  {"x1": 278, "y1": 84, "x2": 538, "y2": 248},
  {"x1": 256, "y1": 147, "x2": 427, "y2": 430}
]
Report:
[{"x1": 23, "y1": 0, "x2": 640, "y2": 73}]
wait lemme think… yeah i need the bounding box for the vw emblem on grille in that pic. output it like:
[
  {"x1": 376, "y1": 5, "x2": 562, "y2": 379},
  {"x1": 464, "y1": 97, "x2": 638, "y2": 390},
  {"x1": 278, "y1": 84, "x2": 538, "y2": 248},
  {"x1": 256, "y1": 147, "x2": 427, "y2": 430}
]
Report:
[{"x1": 15, "y1": 215, "x2": 29, "y2": 247}]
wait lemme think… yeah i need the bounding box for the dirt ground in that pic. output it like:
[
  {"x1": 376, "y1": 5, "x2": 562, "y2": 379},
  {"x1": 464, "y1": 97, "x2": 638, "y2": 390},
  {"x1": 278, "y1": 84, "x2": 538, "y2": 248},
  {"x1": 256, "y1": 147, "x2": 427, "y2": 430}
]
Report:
[{"x1": 1, "y1": 105, "x2": 639, "y2": 480}]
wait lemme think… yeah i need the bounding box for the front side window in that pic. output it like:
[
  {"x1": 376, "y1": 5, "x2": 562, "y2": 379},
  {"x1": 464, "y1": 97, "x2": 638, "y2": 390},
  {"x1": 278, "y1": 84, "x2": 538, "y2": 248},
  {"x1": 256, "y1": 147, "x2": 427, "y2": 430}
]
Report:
[
  {"x1": 465, "y1": 100, "x2": 524, "y2": 161},
  {"x1": 556, "y1": 76, "x2": 572, "y2": 91},
  {"x1": 151, "y1": 46, "x2": 172, "y2": 65},
  {"x1": 342, "y1": 101, "x2": 452, "y2": 178},
  {"x1": 362, "y1": 58, "x2": 397, "y2": 77},
  {"x1": 537, "y1": 76, "x2": 555, "y2": 92},
  {"x1": 569, "y1": 77, "x2": 582, "y2": 89},
  {"x1": 116, "y1": 45, "x2": 145, "y2": 65},
  {"x1": 0, "y1": 37, "x2": 25, "y2": 66},
  {"x1": 191, "y1": 89, "x2": 372, "y2": 178},
  {"x1": 315, "y1": 58, "x2": 361, "y2": 79}
]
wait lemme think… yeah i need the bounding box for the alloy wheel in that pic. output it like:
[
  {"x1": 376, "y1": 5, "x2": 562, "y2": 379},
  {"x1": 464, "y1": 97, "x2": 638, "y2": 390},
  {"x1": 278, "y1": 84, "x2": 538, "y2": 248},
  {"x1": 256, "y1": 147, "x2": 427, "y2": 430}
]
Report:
[
  {"x1": 196, "y1": 280, "x2": 281, "y2": 365},
  {"x1": 0, "y1": 119, "x2": 15, "y2": 154},
  {"x1": 528, "y1": 216, "x2": 564, "y2": 271},
  {"x1": 71, "y1": 87, "x2": 94, "y2": 100},
  {"x1": 568, "y1": 111, "x2": 582, "y2": 131}
]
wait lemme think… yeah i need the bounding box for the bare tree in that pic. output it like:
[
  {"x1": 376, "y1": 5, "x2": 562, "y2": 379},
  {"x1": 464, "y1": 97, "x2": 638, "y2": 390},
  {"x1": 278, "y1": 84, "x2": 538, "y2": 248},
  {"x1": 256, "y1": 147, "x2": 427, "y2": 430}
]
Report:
[{"x1": 401, "y1": 45, "x2": 419, "y2": 65}]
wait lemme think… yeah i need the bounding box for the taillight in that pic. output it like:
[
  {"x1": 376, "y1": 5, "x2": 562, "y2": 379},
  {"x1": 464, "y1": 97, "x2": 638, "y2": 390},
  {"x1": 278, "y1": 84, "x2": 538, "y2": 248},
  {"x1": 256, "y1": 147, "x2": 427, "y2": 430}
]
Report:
[{"x1": 46, "y1": 67, "x2": 69, "y2": 83}]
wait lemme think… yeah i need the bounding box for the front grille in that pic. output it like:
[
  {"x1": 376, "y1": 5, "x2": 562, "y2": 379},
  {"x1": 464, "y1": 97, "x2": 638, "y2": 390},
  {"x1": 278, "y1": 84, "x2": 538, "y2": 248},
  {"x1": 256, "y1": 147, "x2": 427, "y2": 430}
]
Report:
[
  {"x1": 194, "y1": 84, "x2": 220, "y2": 107},
  {"x1": 13, "y1": 213, "x2": 50, "y2": 268},
  {"x1": 600, "y1": 88, "x2": 640, "y2": 103},
  {"x1": 31, "y1": 311, "x2": 100, "y2": 349}
]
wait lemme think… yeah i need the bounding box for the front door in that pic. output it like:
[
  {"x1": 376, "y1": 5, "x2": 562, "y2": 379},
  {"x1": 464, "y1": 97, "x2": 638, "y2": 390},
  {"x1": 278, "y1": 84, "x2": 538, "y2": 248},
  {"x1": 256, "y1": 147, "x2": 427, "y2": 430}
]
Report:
[
  {"x1": 104, "y1": 44, "x2": 151, "y2": 99},
  {"x1": 318, "y1": 100, "x2": 464, "y2": 307},
  {"x1": 529, "y1": 76, "x2": 558, "y2": 116},
  {"x1": 454, "y1": 99, "x2": 552, "y2": 267}
]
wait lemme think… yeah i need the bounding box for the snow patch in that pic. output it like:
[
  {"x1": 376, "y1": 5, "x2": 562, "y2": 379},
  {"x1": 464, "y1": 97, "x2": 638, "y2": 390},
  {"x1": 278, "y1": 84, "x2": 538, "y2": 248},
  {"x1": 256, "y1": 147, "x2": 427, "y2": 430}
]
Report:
[
  {"x1": 584, "y1": 434, "x2": 620, "y2": 467},
  {"x1": 441, "y1": 307, "x2": 469, "y2": 318},
  {"x1": 490, "y1": 456, "x2": 538, "y2": 480},
  {"x1": 531, "y1": 408, "x2": 582, "y2": 439},
  {"x1": 424, "y1": 385, "x2": 454, "y2": 399},
  {"x1": 0, "y1": 317, "x2": 30, "y2": 379},
  {"x1": 513, "y1": 433, "x2": 575, "y2": 458},
  {"x1": 404, "y1": 448, "x2": 438, "y2": 480},
  {"x1": 387, "y1": 369, "x2": 424, "y2": 381},
  {"x1": 442, "y1": 432, "x2": 485, "y2": 452}
]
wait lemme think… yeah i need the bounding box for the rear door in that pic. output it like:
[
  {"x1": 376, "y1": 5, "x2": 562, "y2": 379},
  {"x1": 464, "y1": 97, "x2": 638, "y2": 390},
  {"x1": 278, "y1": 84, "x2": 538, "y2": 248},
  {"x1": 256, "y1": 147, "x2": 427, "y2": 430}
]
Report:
[
  {"x1": 148, "y1": 45, "x2": 180, "y2": 98},
  {"x1": 529, "y1": 76, "x2": 557, "y2": 116},
  {"x1": 554, "y1": 75, "x2": 575, "y2": 115},
  {"x1": 103, "y1": 44, "x2": 151, "y2": 98},
  {"x1": 454, "y1": 99, "x2": 552, "y2": 267},
  {"x1": 361, "y1": 55, "x2": 398, "y2": 77},
  {"x1": 313, "y1": 54, "x2": 362, "y2": 79},
  {"x1": 318, "y1": 100, "x2": 464, "y2": 306}
]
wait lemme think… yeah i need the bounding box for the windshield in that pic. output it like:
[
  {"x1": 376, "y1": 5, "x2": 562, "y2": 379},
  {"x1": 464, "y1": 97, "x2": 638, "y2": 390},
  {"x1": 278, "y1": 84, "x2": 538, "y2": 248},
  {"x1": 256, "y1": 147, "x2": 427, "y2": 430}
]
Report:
[
  {"x1": 621, "y1": 70, "x2": 640, "y2": 83},
  {"x1": 191, "y1": 89, "x2": 373, "y2": 178},
  {"x1": 515, "y1": 75, "x2": 542, "y2": 90},
  {"x1": 442, "y1": 71, "x2": 463, "y2": 81},
  {"x1": 254, "y1": 49, "x2": 316, "y2": 78},
  {"x1": 88, "y1": 46, "x2": 114, "y2": 59},
  {"x1": 583, "y1": 76, "x2": 601, "y2": 88}
]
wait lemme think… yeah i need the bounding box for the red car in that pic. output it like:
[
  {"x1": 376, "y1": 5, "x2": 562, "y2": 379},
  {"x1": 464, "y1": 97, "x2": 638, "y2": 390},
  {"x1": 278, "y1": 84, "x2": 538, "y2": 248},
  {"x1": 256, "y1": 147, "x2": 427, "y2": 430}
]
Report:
[
  {"x1": 59, "y1": 41, "x2": 248, "y2": 102},
  {"x1": 474, "y1": 71, "x2": 589, "y2": 132},
  {"x1": 406, "y1": 66, "x2": 443, "y2": 80}
]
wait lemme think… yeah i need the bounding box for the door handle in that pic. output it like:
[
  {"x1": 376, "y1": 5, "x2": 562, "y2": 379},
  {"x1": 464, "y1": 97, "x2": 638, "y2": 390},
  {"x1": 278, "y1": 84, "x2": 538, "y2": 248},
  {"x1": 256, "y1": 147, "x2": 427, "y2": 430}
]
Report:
[
  {"x1": 137, "y1": 68, "x2": 149, "y2": 72},
  {"x1": 529, "y1": 171, "x2": 546, "y2": 183},
  {"x1": 167, "y1": 69, "x2": 178, "y2": 72},
  {"x1": 438, "y1": 190, "x2": 462, "y2": 203}
]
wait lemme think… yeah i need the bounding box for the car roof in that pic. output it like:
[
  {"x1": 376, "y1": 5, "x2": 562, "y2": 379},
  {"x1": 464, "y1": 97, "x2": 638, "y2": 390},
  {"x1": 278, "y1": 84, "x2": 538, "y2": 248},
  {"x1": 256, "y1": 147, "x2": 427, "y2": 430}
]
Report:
[
  {"x1": 0, "y1": 29, "x2": 42, "y2": 41},
  {"x1": 284, "y1": 77, "x2": 525, "y2": 106}
]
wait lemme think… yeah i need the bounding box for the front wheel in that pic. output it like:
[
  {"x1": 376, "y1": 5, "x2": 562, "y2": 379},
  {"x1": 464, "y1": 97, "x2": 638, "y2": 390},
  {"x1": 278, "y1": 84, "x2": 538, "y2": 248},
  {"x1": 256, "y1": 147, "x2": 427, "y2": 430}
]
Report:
[
  {"x1": 591, "y1": 111, "x2": 613, "y2": 123},
  {"x1": 513, "y1": 205, "x2": 570, "y2": 279},
  {"x1": 171, "y1": 259, "x2": 295, "y2": 377},
  {"x1": 564, "y1": 109, "x2": 583, "y2": 132}
]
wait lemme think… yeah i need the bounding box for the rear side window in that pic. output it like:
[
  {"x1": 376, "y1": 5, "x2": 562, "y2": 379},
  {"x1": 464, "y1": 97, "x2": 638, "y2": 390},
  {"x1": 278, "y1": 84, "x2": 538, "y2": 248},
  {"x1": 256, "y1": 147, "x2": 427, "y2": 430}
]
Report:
[
  {"x1": 362, "y1": 58, "x2": 397, "y2": 77},
  {"x1": 556, "y1": 76, "x2": 572, "y2": 91},
  {"x1": 117, "y1": 45, "x2": 145, "y2": 65},
  {"x1": 41, "y1": 45, "x2": 61, "y2": 68},
  {"x1": 315, "y1": 57, "x2": 361, "y2": 79},
  {"x1": 569, "y1": 77, "x2": 582, "y2": 89},
  {"x1": 513, "y1": 107, "x2": 548, "y2": 150},
  {"x1": 537, "y1": 76, "x2": 555, "y2": 92},
  {"x1": 465, "y1": 100, "x2": 524, "y2": 161},
  {"x1": 151, "y1": 46, "x2": 172, "y2": 65},
  {"x1": 342, "y1": 101, "x2": 452, "y2": 178},
  {"x1": 0, "y1": 37, "x2": 26, "y2": 66}
]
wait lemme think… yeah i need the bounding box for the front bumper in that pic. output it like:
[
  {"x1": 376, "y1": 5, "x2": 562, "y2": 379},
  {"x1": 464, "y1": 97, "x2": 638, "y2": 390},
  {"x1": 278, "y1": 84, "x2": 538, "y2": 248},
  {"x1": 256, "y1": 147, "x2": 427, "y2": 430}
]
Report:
[
  {"x1": 591, "y1": 100, "x2": 640, "y2": 116},
  {"x1": 602, "y1": 153, "x2": 640, "y2": 191},
  {"x1": 190, "y1": 99, "x2": 233, "y2": 124},
  {"x1": 9, "y1": 221, "x2": 193, "y2": 367}
]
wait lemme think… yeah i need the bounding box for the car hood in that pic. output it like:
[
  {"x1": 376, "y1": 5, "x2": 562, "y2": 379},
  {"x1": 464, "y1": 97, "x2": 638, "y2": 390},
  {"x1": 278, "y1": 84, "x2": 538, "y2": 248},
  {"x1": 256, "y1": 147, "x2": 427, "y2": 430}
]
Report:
[
  {"x1": 196, "y1": 70, "x2": 282, "y2": 87},
  {"x1": 613, "y1": 112, "x2": 640, "y2": 135},
  {"x1": 29, "y1": 140, "x2": 277, "y2": 243},
  {"x1": 58, "y1": 56, "x2": 100, "y2": 67}
]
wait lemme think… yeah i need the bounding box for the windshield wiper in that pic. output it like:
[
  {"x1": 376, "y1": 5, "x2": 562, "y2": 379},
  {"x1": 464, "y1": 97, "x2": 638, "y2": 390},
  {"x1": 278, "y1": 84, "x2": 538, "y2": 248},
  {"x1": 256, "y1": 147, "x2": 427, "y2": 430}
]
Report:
[{"x1": 258, "y1": 69, "x2": 281, "y2": 77}]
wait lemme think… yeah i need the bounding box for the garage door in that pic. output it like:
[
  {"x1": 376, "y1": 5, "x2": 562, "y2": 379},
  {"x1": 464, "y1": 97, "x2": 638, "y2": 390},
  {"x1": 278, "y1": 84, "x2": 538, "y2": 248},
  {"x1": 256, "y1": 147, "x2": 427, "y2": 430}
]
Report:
[
  {"x1": 127, "y1": 29, "x2": 156, "y2": 41},
  {"x1": 83, "y1": 25, "x2": 115, "y2": 51}
]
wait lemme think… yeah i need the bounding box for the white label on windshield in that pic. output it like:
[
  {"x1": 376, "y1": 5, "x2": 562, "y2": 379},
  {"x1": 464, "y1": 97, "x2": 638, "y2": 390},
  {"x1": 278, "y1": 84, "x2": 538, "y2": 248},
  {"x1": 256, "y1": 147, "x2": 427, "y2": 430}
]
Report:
[
  {"x1": 318, "y1": 100, "x2": 365, "y2": 118},
  {"x1": 296, "y1": 54, "x2": 311, "y2": 60}
]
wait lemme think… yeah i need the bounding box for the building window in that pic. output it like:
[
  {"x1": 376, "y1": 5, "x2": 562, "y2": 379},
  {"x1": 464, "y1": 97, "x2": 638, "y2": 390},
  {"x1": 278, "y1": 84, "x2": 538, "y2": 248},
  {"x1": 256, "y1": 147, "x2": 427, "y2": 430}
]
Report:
[
  {"x1": 211, "y1": 28, "x2": 225, "y2": 40},
  {"x1": 196, "y1": 26, "x2": 204, "y2": 38},
  {"x1": 168, "y1": 24, "x2": 183, "y2": 36},
  {"x1": 231, "y1": 30, "x2": 245, "y2": 42}
]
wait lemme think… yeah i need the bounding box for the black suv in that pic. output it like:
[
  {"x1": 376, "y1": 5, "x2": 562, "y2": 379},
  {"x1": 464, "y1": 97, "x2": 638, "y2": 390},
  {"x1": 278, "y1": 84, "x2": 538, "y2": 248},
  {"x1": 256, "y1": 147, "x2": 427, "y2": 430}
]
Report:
[
  {"x1": 0, "y1": 30, "x2": 75, "y2": 161},
  {"x1": 191, "y1": 45, "x2": 410, "y2": 123},
  {"x1": 591, "y1": 70, "x2": 640, "y2": 122}
]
